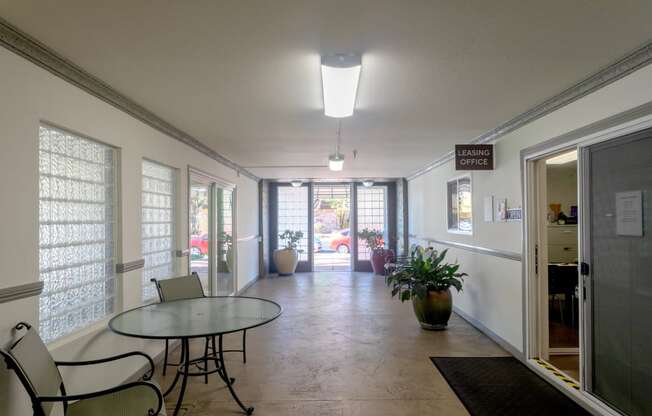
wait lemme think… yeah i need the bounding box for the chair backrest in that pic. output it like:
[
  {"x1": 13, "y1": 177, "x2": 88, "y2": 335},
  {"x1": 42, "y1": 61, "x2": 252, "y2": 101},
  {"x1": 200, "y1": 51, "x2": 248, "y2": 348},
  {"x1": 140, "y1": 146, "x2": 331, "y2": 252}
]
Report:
[
  {"x1": 0, "y1": 323, "x2": 63, "y2": 416},
  {"x1": 154, "y1": 273, "x2": 205, "y2": 302}
]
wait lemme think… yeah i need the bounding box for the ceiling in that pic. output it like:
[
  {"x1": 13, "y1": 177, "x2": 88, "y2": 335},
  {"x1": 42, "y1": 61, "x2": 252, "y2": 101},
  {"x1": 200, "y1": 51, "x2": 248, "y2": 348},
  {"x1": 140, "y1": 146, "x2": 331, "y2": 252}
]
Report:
[{"x1": 1, "y1": 1, "x2": 651, "y2": 179}]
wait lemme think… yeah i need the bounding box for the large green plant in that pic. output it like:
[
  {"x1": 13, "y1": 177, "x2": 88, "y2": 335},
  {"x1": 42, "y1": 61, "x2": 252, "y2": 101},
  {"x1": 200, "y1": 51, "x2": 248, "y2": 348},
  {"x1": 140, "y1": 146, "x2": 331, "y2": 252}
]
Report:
[
  {"x1": 279, "y1": 229, "x2": 304, "y2": 250},
  {"x1": 386, "y1": 247, "x2": 467, "y2": 302}
]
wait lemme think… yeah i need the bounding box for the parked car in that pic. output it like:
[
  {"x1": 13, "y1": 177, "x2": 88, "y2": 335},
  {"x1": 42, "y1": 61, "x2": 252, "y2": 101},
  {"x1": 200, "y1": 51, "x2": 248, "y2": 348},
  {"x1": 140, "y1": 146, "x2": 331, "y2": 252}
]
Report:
[
  {"x1": 191, "y1": 234, "x2": 209, "y2": 257},
  {"x1": 329, "y1": 229, "x2": 351, "y2": 253},
  {"x1": 328, "y1": 229, "x2": 386, "y2": 254}
]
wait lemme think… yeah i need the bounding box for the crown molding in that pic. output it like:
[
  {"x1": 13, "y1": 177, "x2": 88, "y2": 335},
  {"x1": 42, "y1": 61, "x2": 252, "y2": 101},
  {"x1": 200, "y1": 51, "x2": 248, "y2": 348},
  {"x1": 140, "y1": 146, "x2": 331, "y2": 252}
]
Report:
[
  {"x1": 407, "y1": 40, "x2": 652, "y2": 180},
  {"x1": 0, "y1": 17, "x2": 259, "y2": 181}
]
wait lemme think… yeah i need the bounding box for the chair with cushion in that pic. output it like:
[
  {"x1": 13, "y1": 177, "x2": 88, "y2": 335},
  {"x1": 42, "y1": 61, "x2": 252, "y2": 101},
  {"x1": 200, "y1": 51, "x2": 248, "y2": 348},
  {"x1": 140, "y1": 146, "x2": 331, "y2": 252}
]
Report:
[
  {"x1": 151, "y1": 273, "x2": 247, "y2": 382},
  {"x1": 0, "y1": 322, "x2": 164, "y2": 416}
]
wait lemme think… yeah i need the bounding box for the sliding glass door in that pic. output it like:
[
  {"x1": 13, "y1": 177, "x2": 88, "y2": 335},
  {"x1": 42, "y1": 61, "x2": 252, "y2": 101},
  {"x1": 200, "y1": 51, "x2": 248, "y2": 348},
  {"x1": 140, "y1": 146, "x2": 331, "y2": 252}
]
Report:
[
  {"x1": 189, "y1": 169, "x2": 236, "y2": 295},
  {"x1": 580, "y1": 130, "x2": 652, "y2": 415}
]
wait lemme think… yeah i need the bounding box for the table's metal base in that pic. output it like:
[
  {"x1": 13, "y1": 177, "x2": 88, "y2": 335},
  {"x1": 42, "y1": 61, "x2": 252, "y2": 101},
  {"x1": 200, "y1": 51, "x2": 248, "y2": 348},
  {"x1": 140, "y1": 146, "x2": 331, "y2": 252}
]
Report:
[{"x1": 163, "y1": 335, "x2": 254, "y2": 415}]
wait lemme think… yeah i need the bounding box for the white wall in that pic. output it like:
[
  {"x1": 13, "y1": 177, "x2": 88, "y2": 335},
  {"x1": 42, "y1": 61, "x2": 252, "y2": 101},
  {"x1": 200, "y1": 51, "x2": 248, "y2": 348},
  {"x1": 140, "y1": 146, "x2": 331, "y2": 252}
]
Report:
[
  {"x1": 408, "y1": 63, "x2": 652, "y2": 354},
  {"x1": 547, "y1": 162, "x2": 578, "y2": 215},
  {"x1": 0, "y1": 46, "x2": 260, "y2": 414}
]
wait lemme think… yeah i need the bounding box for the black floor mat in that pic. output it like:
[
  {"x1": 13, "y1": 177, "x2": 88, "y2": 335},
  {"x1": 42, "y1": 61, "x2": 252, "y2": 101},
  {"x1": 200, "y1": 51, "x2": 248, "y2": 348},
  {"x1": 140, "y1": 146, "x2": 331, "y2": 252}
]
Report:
[{"x1": 431, "y1": 357, "x2": 590, "y2": 416}]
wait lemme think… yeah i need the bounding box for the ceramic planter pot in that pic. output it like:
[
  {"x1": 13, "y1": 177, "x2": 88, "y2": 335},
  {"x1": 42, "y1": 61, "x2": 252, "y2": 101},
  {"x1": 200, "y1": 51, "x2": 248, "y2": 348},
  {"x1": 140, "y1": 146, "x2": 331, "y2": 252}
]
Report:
[
  {"x1": 273, "y1": 248, "x2": 299, "y2": 276},
  {"x1": 412, "y1": 289, "x2": 453, "y2": 330},
  {"x1": 370, "y1": 249, "x2": 395, "y2": 275}
]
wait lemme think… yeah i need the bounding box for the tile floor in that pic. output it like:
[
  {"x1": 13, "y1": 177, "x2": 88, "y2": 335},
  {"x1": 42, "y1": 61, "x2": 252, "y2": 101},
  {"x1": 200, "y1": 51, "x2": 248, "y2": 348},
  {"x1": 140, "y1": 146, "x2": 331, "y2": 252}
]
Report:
[{"x1": 158, "y1": 272, "x2": 508, "y2": 415}]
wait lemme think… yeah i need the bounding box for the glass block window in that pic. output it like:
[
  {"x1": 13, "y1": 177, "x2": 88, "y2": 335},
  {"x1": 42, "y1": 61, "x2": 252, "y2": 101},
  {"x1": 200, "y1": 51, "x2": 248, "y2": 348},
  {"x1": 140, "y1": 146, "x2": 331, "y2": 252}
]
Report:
[
  {"x1": 277, "y1": 186, "x2": 309, "y2": 261},
  {"x1": 38, "y1": 124, "x2": 116, "y2": 343},
  {"x1": 141, "y1": 160, "x2": 176, "y2": 301},
  {"x1": 447, "y1": 176, "x2": 472, "y2": 233},
  {"x1": 357, "y1": 186, "x2": 387, "y2": 260}
]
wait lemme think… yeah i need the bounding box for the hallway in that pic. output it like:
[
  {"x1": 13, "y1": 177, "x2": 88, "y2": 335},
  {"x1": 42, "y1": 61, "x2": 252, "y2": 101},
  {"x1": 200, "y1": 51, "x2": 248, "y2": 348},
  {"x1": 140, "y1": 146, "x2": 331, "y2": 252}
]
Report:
[{"x1": 163, "y1": 272, "x2": 507, "y2": 415}]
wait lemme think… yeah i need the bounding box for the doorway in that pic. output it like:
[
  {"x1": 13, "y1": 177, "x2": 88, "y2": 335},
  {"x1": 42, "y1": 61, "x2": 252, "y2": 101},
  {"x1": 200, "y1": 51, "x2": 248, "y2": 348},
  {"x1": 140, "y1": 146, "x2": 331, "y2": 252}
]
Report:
[
  {"x1": 532, "y1": 150, "x2": 580, "y2": 381},
  {"x1": 189, "y1": 169, "x2": 236, "y2": 295},
  {"x1": 269, "y1": 182, "x2": 397, "y2": 273},
  {"x1": 524, "y1": 124, "x2": 652, "y2": 416},
  {"x1": 313, "y1": 184, "x2": 352, "y2": 271}
]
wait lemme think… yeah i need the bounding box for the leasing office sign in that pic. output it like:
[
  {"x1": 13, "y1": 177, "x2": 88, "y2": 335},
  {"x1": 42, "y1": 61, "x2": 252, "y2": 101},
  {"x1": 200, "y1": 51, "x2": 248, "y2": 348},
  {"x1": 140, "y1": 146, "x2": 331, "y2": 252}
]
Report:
[{"x1": 455, "y1": 144, "x2": 494, "y2": 170}]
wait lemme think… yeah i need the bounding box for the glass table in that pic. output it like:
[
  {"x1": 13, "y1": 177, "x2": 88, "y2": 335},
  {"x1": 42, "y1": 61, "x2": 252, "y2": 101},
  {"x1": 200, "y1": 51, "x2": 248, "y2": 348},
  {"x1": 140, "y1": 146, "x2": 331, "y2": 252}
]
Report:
[{"x1": 109, "y1": 296, "x2": 282, "y2": 415}]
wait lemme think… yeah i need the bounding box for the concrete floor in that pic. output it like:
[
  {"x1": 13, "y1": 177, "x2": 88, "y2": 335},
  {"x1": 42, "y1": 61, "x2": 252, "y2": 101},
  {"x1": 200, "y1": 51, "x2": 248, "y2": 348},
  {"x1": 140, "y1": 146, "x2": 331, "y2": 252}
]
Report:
[{"x1": 158, "y1": 272, "x2": 508, "y2": 415}]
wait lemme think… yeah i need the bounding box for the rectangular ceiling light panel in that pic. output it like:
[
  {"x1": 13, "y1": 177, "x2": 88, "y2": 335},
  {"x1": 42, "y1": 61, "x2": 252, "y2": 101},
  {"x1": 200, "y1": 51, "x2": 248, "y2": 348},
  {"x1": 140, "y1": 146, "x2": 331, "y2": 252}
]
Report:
[{"x1": 321, "y1": 54, "x2": 361, "y2": 118}]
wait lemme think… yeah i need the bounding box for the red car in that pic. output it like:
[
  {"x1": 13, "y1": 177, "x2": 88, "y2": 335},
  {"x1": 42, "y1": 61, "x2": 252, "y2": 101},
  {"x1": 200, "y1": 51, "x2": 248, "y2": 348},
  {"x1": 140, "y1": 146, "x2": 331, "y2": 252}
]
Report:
[
  {"x1": 329, "y1": 229, "x2": 351, "y2": 253},
  {"x1": 328, "y1": 229, "x2": 385, "y2": 254},
  {"x1": 190, "y1": 234, "x2": 209, "y2": 257}
]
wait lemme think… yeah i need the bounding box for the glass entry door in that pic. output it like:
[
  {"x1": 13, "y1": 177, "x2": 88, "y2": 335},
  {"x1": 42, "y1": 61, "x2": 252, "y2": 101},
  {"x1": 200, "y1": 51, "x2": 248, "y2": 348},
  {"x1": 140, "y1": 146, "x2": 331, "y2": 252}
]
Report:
[
  {"x1": 581, "y1": 129, "x2": 652, "y2": 415},
  {"x1": 189, "y1": 170, "x2": 236, "y2": 295},
  {"x1": 313, "y1": 184, "x2": 352, "y2": 271},
  {"x1": 353, "y1": 183, "x2": 397, "y2": 272}
]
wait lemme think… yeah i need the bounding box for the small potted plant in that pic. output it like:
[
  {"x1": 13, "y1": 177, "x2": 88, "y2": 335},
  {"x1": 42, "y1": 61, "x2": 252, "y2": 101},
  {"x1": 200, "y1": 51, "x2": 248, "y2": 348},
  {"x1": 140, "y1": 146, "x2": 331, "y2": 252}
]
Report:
[
  {"x1": 386, "y1": 247, "x2": 467, "y2": 330},
  {"x1": 273, "y1": 230, "x2": 304, "y2": 275},
  {"x1": 358, "y1": 228, "x2": 394, "y2": 275}
]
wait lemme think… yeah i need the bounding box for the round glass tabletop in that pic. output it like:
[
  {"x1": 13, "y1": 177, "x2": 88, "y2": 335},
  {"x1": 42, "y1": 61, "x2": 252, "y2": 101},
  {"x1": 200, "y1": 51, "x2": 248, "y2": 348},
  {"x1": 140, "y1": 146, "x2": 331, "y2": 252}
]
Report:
[{"x1": 109, "y1": 296, "x2": 282, "y2": 339}]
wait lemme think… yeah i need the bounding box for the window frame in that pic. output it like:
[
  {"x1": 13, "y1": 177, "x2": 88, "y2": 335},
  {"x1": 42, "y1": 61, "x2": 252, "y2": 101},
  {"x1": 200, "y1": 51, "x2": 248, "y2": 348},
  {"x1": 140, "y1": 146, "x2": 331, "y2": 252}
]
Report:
[{"x1": 446, "y1": 174, "x2": 473, "y2": 235}]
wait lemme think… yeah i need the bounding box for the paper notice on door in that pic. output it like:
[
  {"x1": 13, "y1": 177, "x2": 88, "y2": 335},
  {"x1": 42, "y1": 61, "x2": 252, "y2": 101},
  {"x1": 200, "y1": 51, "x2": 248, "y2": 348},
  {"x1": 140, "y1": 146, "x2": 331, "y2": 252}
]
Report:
[{"x1": 616, "y1": 191, "x2": 643, "y2": 236}]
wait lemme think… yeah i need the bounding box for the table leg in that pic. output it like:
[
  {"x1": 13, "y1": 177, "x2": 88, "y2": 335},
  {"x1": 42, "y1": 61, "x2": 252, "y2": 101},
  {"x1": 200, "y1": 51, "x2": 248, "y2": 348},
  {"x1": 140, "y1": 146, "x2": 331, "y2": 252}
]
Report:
[
  {"x1": 172, "y1": 338, "x2": 191, "y2": 416},
  {"x1": 163, "y1": 339, "x2": 186, "y2": 397},
  {"x1": 218, "y1": 334, "x2": 254, "y2": 415}
]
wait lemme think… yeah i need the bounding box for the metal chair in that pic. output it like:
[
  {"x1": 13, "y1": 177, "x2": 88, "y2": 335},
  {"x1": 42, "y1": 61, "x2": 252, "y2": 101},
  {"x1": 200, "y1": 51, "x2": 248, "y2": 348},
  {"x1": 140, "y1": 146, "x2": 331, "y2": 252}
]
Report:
[
  {"x1": 150, "y1": 273, "x2": 247, "y2": 383},
  {"x1": 0, "y1": 322, "x2": 164, "y2": 416}
]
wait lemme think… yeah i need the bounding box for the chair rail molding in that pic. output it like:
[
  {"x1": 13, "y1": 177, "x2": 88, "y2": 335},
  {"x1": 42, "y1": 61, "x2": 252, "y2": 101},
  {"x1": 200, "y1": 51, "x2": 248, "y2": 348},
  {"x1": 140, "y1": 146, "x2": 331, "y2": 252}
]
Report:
[
  {"x1": 409, "y1": 234, "x2": 522, "y2": 262},
  {"x1": 407, "y1": 40, "x2": 652, "y2": 180},
  {"x1": 0, "y1": 17, "x2": 258, "y2": 181},
  {"x1": 116, "y1": 259, "x2": 146, "y2": 274},
  {"x1": 0, "y1": 282, "x2": 44, "y2": 304}
]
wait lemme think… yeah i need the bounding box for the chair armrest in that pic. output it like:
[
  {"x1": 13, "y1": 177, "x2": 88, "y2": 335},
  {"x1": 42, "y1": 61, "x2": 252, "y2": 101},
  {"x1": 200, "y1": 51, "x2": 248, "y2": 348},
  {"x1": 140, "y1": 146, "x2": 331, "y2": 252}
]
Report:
[
  {"x1": 55, "y1": 351, "x2": 155, "y2": 380},
  {"x1": 38, "y1": 381, "x2": 163, "y2": 415}
]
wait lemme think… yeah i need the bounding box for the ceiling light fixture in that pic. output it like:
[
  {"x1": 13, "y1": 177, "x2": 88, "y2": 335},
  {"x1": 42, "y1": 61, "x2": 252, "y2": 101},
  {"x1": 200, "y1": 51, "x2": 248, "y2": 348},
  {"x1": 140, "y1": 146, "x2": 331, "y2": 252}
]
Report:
[
  {"x1": 328, "y1": 121, "x2": 345, "y2": 171},
  {"x1": 321, "y1": 53, "x2": 362, "y2": 118},
  {"x1": 546, "y1": 150, "x2": 577, "y2": 165},
  {"x1": 362, "y1": 180, "x2": 374, "y2": 187},
  {"x1": 290, "y1": 180, "x2": 303, "y2": 187}
]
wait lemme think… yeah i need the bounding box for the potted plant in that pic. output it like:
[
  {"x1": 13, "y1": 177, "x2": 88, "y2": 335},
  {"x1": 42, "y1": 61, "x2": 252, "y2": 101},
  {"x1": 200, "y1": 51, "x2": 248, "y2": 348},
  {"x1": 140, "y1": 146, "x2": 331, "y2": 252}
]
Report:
[
  {"x1": 273, "y1": 230, "x2": 304, "y2": 275},
  {"x1": 386, "y1": 247, "x2": 467, "y2": 330},
  {"x1": 358, "y1": 228, "x2": 394, "y2": 275}
]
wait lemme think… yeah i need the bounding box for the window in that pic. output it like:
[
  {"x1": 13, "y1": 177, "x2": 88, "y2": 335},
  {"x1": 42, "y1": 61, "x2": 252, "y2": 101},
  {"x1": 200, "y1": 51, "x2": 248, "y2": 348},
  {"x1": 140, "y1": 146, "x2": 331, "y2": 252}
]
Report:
[
  {"x1": 357, "y1": 186, "x2": 388, "y2": 260},
  {"x1": 277, "y1": 186, "x2": 309, "y2": 261},
  {"x1": 141, "y1": 160, "x2": 176, "y2": 301},
  {"x1": 447, "y1": 176, "x2": 472, "y2": 233},
  {"x1": 38, "y1": 124, "x2": 116, "y2": 343}
]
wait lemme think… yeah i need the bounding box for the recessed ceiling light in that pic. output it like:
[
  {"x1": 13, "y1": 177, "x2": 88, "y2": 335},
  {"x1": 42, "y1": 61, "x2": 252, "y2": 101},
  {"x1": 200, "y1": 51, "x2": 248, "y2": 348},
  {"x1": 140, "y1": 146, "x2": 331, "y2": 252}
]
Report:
[{"x1": 321, "y1": 54, "x2": 361, "y2": 118}]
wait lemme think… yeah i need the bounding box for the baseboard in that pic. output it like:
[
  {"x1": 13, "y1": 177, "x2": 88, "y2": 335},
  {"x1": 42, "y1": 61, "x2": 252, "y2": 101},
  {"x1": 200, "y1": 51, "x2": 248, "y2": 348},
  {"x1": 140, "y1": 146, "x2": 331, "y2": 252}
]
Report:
[
  {"x1": 237, "y1": 275, "x2": 261, "y2": 295},
  {"x1": 453, "y1": 306, "x2": 525, "y2": 361}
]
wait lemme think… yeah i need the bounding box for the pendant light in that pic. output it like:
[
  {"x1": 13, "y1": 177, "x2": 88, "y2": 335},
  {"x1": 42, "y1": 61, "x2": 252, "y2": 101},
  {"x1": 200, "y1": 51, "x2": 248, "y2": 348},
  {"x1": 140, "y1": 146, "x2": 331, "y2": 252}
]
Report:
[{"x1": 328, "y1": 121, "x2": 345, "y2": 171}]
